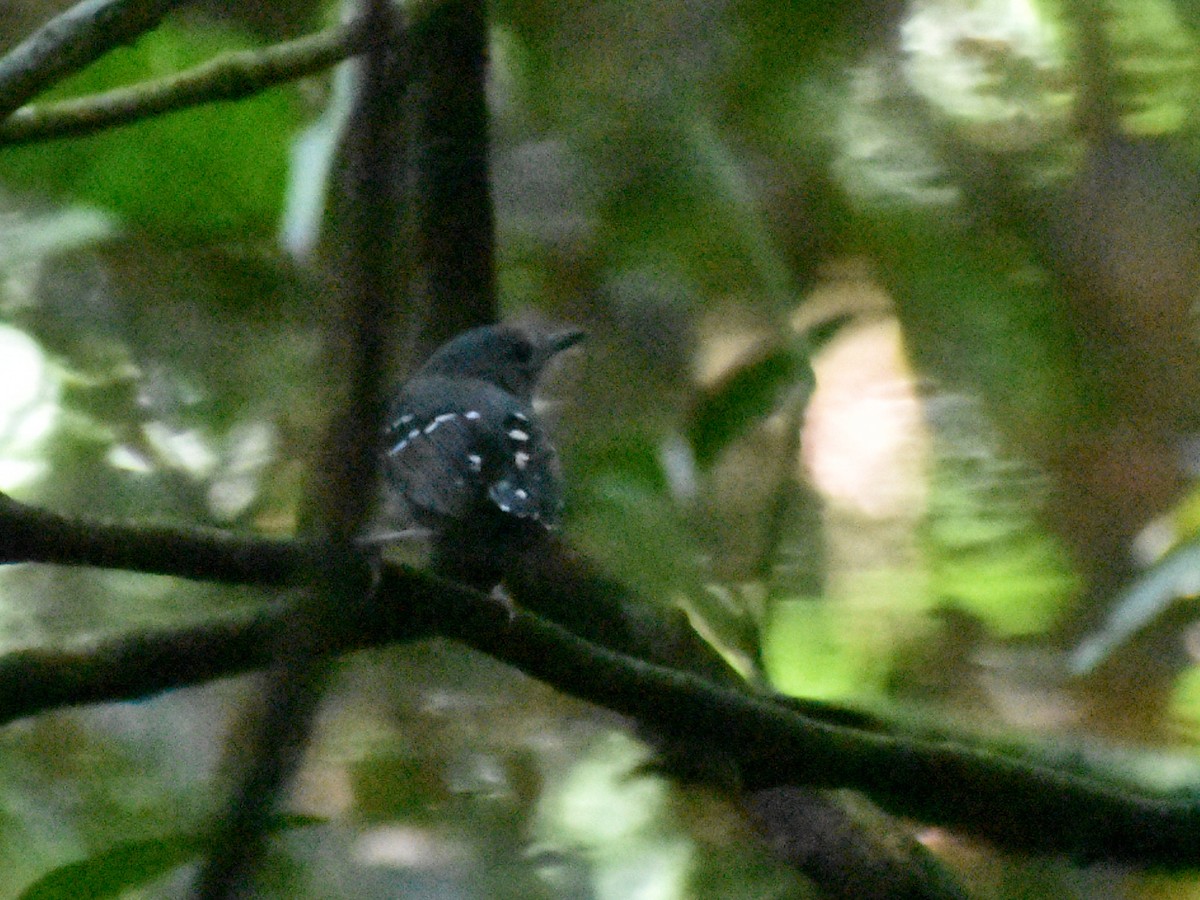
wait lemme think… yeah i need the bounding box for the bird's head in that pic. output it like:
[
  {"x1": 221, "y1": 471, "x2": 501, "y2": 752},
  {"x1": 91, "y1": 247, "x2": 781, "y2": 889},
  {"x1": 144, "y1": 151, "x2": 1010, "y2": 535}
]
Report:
[{"x1": 416, "y1": 323, "x2": 584, "y2": 401}]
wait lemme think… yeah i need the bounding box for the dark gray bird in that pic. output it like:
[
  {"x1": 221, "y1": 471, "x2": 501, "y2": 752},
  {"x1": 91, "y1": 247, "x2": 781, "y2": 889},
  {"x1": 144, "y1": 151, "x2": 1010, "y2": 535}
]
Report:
[{"x1": 383, "y1": 323, "x2": 583, "y2": 587}]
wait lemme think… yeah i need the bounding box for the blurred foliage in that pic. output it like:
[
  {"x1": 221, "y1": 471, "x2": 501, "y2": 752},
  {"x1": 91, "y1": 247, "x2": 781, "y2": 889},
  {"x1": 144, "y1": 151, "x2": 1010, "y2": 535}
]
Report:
[
  {"x1": 0, "y1": 21, "x2": 305, "y2": 241},
  {"x1": 19, "y1": 814, "x2": 323, "y2": 900},
  {"x1": 4, "y1": 0, "x2": 1200, "y2": 897},
  {"x1": 688, "y1": 336, "x2": 813, "y2": 470}
]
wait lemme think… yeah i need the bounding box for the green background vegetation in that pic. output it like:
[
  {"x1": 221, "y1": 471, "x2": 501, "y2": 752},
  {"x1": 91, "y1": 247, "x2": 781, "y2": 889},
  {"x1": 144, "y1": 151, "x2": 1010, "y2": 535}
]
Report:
[{"x1": 5, "y1": 0, "x2": 1200, "y2": 896}]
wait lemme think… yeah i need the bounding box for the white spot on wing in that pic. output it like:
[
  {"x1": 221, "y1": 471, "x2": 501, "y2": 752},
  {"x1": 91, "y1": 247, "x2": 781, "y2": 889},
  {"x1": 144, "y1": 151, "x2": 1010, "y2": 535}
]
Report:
[
  {"x1": 468, "y1": 453, "x2": 482, "y2": 471},
  {"x1": 464, "y1": 410, "x2": 482, "y2": 421},
  {"x1": 514, "y1": 451, "x2": 530, "y2": 470},
  {"x1": 424, "y1": 413, "x2": 456, "y2": 435},
  {"x1": 493, "y1": 478, "x2": 517, "y2": 512},
  {"x1": 508, "y1": 429, "x2": 529, "y2": 442}
]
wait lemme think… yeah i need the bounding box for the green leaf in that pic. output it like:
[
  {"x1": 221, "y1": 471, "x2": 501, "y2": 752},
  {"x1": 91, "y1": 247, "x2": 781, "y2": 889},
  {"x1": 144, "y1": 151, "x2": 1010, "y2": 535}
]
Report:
[
  {"x1": 0, "y1": 22, "x2": 304, "y2": 241},
  {"x1": 18, "y1": 814, "x2": 323, "y2": 900},
  {"x1": 688, "y1": 338, "x2": 813, "y2": 470},
  {"x1": 763, "y1": 595, "x2": 906, "y2": 701}
]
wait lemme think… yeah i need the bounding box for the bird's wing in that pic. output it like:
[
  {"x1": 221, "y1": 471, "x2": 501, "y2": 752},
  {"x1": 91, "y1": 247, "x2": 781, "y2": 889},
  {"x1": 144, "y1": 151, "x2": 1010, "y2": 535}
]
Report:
[
  {"x1": 384, "y1": 404, "x2": 485, "y2": 524},
  {"x1": 485, "y1": 408, "x2": 564, "y2": 528},
  {"x1": 384, "y1": 379, "x2": 564, "y2": 529}
]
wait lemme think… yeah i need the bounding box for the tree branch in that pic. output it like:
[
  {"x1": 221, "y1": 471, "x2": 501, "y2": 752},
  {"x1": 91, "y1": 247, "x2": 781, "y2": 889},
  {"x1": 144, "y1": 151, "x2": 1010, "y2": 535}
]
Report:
[
  {"x1": 0, "y1": 564, "x2": 434, "y2": 727},
  {"x1": 0, "y1": 491, "x2": 306, "y2": 584},
  {"x1": 403, "y1": 0, "x2": 497, "y2": 360},
  {"x1": 2, "y1": 561, "x2": 1200, "y2": 867},
  {"x1": 0, "y1": 0, "x2": 193, "y2": 120},
  {"x1": 0, "y1": 20, "x2": 368, "y2": 145},
  {"x1": 1, "y1": 484, "x2": 1199, "y2": 866},
  {"x1": 193, "y1": 0, "x2": 410, "y2": 891},
  {"x1": 449, "y1": 590, "x2": 1200, "y2": 866}
]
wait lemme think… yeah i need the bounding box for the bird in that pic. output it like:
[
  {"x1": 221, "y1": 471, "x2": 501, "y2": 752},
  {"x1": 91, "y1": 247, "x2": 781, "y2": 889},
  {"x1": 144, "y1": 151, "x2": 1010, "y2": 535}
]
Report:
[{"x1": 382, "y1": 323, "x2": 583, "y2": 588}]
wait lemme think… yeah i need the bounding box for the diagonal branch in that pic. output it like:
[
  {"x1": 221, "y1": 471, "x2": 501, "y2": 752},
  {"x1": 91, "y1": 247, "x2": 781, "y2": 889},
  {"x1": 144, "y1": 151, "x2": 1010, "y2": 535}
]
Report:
[
  {"x1": 0, "y1": 19, "x2": 369, "y2": 145},
  {"x1": 0, "y1": 0, "x2": 194, "y2": 120}
]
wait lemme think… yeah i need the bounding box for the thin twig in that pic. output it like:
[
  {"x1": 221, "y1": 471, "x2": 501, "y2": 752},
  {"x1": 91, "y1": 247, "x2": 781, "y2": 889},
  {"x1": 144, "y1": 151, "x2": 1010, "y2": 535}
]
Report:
[
  {"x1": 0, "y1": 0, "x2": 193, "y2": 120},
  {"x1": 0, "y1": 20, "x2": 368, "y2": 145}
]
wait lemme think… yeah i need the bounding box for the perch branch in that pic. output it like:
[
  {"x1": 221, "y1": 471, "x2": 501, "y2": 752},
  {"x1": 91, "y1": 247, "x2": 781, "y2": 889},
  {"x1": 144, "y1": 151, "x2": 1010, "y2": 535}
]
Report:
[
  {"x1": 0, "y1": 480, "x2": 1197, "y2": 866},
  {"x1": 0, "y1": 563, "x2": 1198, "y2": 866},
  {"x1": 0, "y1": 491, "x2": 307, "y2": 584}
]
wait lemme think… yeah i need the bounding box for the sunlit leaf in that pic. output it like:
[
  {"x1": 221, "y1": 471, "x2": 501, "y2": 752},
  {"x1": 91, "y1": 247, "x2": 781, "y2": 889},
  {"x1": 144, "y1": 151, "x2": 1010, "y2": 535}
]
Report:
[{"x1": 762, "y1": 596, "x2": 899, "y2": 700}]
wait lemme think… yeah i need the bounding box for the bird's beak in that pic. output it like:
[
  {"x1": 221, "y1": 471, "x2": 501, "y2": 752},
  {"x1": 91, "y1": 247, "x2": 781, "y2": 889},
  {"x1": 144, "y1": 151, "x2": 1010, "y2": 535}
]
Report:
[{"x1": 548, "y1": 328, "x2": 586, "y2": 356}]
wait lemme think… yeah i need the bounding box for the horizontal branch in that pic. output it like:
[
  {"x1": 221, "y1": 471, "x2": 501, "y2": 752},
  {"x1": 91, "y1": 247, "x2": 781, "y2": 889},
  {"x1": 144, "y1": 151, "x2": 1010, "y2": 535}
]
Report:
[
  {"x1": 0, "y1": 0, "x2": 192, "y2": 120},
  {"x1": 0, "y1": 489, "x2": 1197, "y2": 864},
  {"x1": 0, "y1": 491, "x2": 310, "y2": 584},
  {"x1": 0, "y1": 19, "x2": 368, "y2": 145},
  {"x1": 0, "y1": 550, "x2": 1198, "y2": 867},
  {"x1": 0, "y1": 563, "x2": 461, "y2": 726}
]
